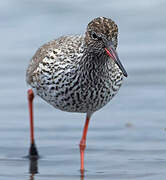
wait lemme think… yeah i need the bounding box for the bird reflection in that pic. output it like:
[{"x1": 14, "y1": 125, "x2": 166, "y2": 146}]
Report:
[
  {"x1": 28, "y1": 156, "x2": 85, "y2": 180},
  {"x1": 80, "y1": 170, "x2": 85, "y2": 180},
  {"x1": 29, "y1": 157, "x2": 38, "y2": 180}
]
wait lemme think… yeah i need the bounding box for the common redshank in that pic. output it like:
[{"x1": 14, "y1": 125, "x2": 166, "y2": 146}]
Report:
[{"x1": 26, "y1": 17, "x2": 127, "y2": 171}]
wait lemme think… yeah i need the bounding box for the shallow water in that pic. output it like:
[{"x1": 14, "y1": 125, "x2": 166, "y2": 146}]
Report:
[{"x1": 0, "y1": 0, "x2": 166, "y2": 179}]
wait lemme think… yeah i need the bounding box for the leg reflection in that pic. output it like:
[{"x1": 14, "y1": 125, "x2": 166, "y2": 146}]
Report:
[
  {"x1": 29, "y1": 157, "x2": 38, "y2": 180},
  {"x1": 29, "y1": 155, "x2": 86, "y2": 180},
  {"x1": 80, "y1": 169, "x2": 85, "y2": 180}
]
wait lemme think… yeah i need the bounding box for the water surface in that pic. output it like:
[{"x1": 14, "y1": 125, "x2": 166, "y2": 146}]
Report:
[{"x1": 0, "y1": 0, "x2": 166, "y2": 179}]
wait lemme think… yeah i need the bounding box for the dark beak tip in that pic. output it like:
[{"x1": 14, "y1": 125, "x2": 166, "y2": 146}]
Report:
[
  {"x1": 105, "y1": 47, "x2": 128, "y2": 78},
  {"x1": 124, "y1": 71, "x2": 128, "y2": 78}
]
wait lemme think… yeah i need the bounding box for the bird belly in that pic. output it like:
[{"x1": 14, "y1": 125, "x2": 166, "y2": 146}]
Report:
[
  {"x1": 34, "y1": 75, "x2": 121, "y2": 114},
  {"x1": 36, "y1": 85, "x2": 115, "y2": 113}
]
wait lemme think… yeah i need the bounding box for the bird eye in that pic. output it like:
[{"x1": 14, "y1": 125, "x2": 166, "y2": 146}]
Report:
[{"x1": 91, "y1": 32, "x2": 98, "y2": 40}]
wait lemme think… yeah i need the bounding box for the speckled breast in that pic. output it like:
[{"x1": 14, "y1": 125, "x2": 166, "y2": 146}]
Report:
[{"x1": 31, "y1": 57, "x2": 123, "y2": 114}]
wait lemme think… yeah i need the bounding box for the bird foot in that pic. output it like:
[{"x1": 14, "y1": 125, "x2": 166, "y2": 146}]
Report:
[{"x1": 29, "y1": 143, "x2": 39, "y2": 159}]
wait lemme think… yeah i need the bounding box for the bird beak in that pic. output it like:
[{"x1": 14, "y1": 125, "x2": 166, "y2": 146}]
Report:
[{"x1": 105, "y1": 43, "x2": 128, "y2": 77}]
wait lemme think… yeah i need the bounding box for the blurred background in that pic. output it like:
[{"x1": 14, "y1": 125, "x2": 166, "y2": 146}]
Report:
[{"x1": 0, "y1": 0, "x2": 165, "y2": 179}]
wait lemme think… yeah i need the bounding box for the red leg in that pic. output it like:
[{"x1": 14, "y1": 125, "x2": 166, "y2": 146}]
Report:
[
  {"x1": 28, "y1": 89, "x2": 38, "y2": 158},
  {"x1": 79, "y1": 115, "x2": 91, "y2": 172}
]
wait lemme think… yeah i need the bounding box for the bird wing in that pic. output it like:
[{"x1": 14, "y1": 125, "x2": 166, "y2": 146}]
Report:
[{"x1": 26, "y1": 35, "x2": 84, "y2": 85}]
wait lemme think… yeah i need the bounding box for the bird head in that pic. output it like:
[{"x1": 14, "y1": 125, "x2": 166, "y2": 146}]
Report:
[{"x1": 85, "y1": 17, "x2": 128, "y2": 77}]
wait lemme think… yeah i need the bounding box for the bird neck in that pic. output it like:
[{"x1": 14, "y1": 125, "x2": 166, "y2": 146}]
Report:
[
  {"x1": 80, "y1": 46, "x2": 111, "y2": 72},
  {"x1": 77, "y1": 49, "x2": 112, "y2": 81}
]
